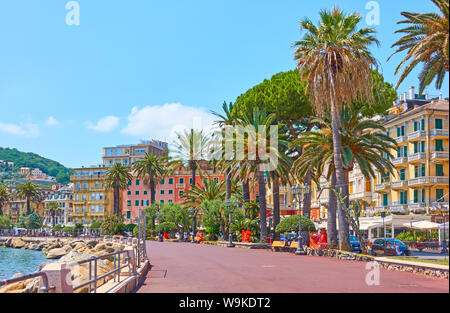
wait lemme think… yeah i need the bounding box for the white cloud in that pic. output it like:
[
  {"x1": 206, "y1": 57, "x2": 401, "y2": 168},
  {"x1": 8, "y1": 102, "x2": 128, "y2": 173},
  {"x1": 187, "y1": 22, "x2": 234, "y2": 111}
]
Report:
[
  {"x1": 86, "y1": 116, "x2": 120, "y2": 132},
  {"x1": 0, "y1": 121, "x2": 39, "y2": 137},
  {"x1": 45, "y1": 116, "x2": 60, "y2": 126},
  {"x1": 121, "y1": 103, "x2": 217, "y2": 141}
]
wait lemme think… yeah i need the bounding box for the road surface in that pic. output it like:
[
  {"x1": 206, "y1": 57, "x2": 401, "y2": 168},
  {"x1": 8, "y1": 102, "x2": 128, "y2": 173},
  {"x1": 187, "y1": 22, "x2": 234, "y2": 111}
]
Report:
[{"x1": 137, "y1": 241, "x2": 448, "y2": 293}]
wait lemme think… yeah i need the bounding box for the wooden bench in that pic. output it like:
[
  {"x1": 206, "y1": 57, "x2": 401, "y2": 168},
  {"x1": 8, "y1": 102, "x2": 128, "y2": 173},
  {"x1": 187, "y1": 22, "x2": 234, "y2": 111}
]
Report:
[
  {"x1": 288, "y1": 241, "x2": 299, "y2": 251},
  {"x1": 271, "y1": 240, "x2": 286, "y2": 252}
]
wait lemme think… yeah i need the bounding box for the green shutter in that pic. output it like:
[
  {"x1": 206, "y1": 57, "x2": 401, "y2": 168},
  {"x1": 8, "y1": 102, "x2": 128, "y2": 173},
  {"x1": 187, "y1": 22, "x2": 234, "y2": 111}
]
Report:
[
  {"x1": 421, "y1": 165, "x2": 425, "y2": 177},
  {"x1": 436, "y1": 189, "x2": 444, "y2": 201},
  {"x1": 397, "y1": 147, "x2": 401, "y2": 157},
  {"x1": 414, "y1": 166, "x2": 419, "y2": 178},
  {"x1": 401, "y1": 126, "x2": 405, "y2": 136},
  {"x1": 397, "y1": 127, "x2": 401, "y2": 137},
  {"x1": 435, "y1": 119, "x2": 443, "y2": 129},
  {"x1": 421, "y1": 119, "x2": 425, "y2": 130},
  {"x1": 436, "y1": 164, "x2": 444, "y2": 176},
  {"x1": 414, "y1": 142, "x2": 418, "y2": 154},
  {"x1": 420, "y1": 141, "x2": 425, "y2": 153},
  {"x1": 400, "y1": 169, "x2": 406, "y2": 181},
  {"x1": 383, "y1": 194, "x2": 388, "y2": 206},
  {"x1": 414, "y1": 190, "x2": 418, "y2": 203},
  {"x1": 403, "y1": 146, "x2": 407, "y2": 157},
  {"x1": 436, "y1": 140, "x2": 443, "y2": 152}
]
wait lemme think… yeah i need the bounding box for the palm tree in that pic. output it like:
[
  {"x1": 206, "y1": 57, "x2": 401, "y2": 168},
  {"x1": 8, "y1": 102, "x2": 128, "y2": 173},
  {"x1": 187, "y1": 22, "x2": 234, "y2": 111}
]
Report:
[
  {"x1": 0, "y1": 186, "x2": 11, "y2": 216},
  {"x1": 294, "y1": 7, "x2": 380, "y2": 251},
  {"x1": 133, "y1": 153, "x2": 168, "y2": 205},
  {"x1": 389, "y1": 0, "x2": 449, "y2": 94},
  {"x1": 17, "y1": 182, "x2": 41, "y2": 216},
  {"x1": 105, "y1": 163, "x2": 133, "y2": 217},
  {"x1": 291, "y1": 105, "x2": 397, "y2": 248},
  {"x1": 45, "y1": 201, "x2": 60, "y2": 227},
  {"x1": 183, "y1": 177, "x2": 226, "y2": 207}
]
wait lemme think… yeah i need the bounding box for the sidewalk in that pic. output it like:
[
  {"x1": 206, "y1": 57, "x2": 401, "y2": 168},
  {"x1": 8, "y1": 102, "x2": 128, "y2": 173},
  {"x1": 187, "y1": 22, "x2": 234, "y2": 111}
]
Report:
[{"x1": 374, "y1": 256, "x2": 449, "y2": 270}]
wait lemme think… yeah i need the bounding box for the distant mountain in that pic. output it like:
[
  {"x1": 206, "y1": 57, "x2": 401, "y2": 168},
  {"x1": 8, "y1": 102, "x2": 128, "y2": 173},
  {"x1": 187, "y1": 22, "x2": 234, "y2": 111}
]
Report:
[{"x1": 0, "y1": 147, "x2": 73, "y2": 184}]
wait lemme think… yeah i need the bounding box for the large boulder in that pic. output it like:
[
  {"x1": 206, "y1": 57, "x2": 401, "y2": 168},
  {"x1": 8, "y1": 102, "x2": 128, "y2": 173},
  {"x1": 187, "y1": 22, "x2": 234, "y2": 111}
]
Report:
[
  {"x1": 11, "y1": 238, "x2": 26, "y2": 249},
  {"x1": 71, "y1": 259, "x2": 114, "y2": 293},
  {"x1": 94, "y1": 242, "x2": 108, "y2": 251},
  {"x1": 86, "y1": 240, "x2": 98, "y2": 249},
  {"x1": 46, "y1": 248, "x2": 68, "y2": 259},
  {"x1": 0, "y1": 273, "x2": 40, "y2": 294}
]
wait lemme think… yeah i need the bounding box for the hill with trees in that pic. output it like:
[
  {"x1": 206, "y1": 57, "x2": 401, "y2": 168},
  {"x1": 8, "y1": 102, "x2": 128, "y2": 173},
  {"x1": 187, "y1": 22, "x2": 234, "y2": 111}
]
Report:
[{"x1": 0, "y1": 147, "x2": 73, "y2": 184}]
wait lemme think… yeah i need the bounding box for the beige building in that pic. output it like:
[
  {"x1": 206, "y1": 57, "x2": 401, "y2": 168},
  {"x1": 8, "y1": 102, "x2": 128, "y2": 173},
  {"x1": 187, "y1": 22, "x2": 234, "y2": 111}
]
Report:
[{"x1": 102, "y1": 140, "x2": 168, "y2": 167}]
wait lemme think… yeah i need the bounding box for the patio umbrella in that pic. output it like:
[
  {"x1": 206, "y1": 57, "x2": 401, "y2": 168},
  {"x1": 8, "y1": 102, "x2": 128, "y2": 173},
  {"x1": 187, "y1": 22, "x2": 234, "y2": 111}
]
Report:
[{"x1": 402, "y1": 220, "x2": 440, "y2": 230}]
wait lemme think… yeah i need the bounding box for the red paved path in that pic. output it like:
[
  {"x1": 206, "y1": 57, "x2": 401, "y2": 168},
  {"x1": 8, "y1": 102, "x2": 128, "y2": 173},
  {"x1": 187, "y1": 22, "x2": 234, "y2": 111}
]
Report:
[{"x1": 137, "y1": 242, "x2": 449, "y2": 293}]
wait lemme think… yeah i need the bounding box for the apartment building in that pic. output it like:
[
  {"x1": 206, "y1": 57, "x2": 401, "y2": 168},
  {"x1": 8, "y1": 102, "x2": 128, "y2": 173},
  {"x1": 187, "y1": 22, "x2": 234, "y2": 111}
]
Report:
[
  {"x1": 70, "y1": 166, "x2": 114, "y2": 225},
  {"x1": 102, "y1": 140, "x2": 168, "y2": 167},
  {"x1": 43, "y1": 183, "x2": 73, "y2": 226}
]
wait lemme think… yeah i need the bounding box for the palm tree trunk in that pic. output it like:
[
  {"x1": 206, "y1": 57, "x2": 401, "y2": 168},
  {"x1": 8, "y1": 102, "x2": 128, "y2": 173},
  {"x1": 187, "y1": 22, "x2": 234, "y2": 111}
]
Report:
[
  {"x1": 226, "y1": 167, "x2": 231, "y2": 200},
  {"x1": 257, "y1": 170, "x2": 267, "y2": 243},
  {"x1": 327, "y1": 171, "x2": 338, "y2": 249},
  {"x1": 272, "y1": 174, "x2": 280, "y2": 240},
  {"x1": 302, "y1": 170, "x2": 312, "y2": 218},
  {"x1": 114, "y1": 183, "x2": 120, "y2": 216},
  {"x1": 26, "y1": 196, "x2": 31, "y2": 216},
  {"x1": 149, "y1": 174, "x2": 156, "y2": 204},
  {"x1": 191, "y1": 164, "x2": 197, "y2": 234},
  {"x1": 330, "y1": 92, "x2": 351, "y2": 252},
  {"x1": 243, "y1": 178, "x2": 250, "y2": 203}
]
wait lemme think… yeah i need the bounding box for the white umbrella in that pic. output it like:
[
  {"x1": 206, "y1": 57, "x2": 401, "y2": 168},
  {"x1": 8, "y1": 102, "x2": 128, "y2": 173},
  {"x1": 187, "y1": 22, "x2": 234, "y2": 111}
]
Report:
[{"x1": 402, "y1": 220, "x2": 440, "y2": 230}]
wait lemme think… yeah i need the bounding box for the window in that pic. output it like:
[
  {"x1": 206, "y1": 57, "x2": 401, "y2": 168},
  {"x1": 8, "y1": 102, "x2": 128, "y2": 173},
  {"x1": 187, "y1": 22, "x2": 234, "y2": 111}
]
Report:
[
  {"x1": 144, "y1": 190, "x2": 147, "y2": 195},
  {"x1": 160, "y1": 179, "x2": 165, "y2": 185},
  {"x1": 160, "y1": 190, "x2": 165, "y2": 195},
  {"x1": 127, "y1": 200, "x2": 131, "y2": 207},
  {"x1": 400, "y1": 191, "x2": 407, "y2": 204},
  {"x1": 168, "y1": 178, "x2": 173, "y2": 184},
  {"x1": 435, "y1": 139, "x2": 444, "y2": 152},
  {"x1": 421, "y1": 119, "x2": 425, "y2": 131},
  {"x1": 179, "y1": 191, "x2": 184, "y2": 197},
  {"x1": 399, "y1": 169, "x2": 406, "y2": 181},
  {"x1": 168, "y1": 200, "x2": 173, "y2": 204},
  {"x1": 126, "y1": 211, "x2": 131, "y2": 219},
  {"x1": 128, "y1": 180, "x2": 132, "y2": 186},
  {"x1": 136, "y1": 179, "x2": 140, "y2": 186},
  {"x1": 382, "y1": 194, "x2": 388, "y2": 206},
  {"x1": 436, "y1": 189, "x2": 444, "y2": 202},
  {"x1": 76, "y1": 182, "x2": 81, "y2": 189},
  {"x1": 160, "y1": 200, "x2": 164, "y2": 204},
  {"x1": 82, "y1": 182, "x2": 87, "y2": 188},
  {"x1": 135, "y1": 200, "x2": 139, "y2": 206},
  {"x1": 414, "y1": 189, "x2": 425, "y2": 203},
  {"x1": 135, "y1": 191, "x2": 140, "y2": 195},
  {"x1": 141, "y1": 200, "x2": 144, "y2": 206},
  {"x1": 189, "y1": 178, "x2": 193, "y2": 185},
  {"x1": 168, "y1": 190, "x2": 173, "y2": 195},
  {"x1": 179, "y1": 178, "x2": 184, "y2": 184},
  {"x1": 91, "y1": 193, "x2": 95, "y2": 200},
  {"x1": 436, "y1": 164, "x2": 444, "y2": 176},
  {"x1": 435, "y1": 118, "x2": 443, "y2": 129},
  {"x1": 127, "y1": 191, "x2": 131, "y2": 195}
]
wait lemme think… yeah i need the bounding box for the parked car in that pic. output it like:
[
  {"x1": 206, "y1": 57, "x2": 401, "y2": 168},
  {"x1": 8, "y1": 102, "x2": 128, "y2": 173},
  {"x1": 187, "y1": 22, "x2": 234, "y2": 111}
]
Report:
[
  {"x1": 370, "y1": 238, "x2": 411, "y2": 256},
  {"x1": 337, "y1": 235, "x2": 362, "y2": 253}
]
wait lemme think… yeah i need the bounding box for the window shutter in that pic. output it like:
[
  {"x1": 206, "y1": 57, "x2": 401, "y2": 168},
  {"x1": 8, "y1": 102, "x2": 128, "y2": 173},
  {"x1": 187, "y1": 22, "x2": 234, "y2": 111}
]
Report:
[
  {"x1": 414, "y1": 142, "x2": 418, "y2": 154},
  {"x1": 414, "y1": 189, "x2": 418, "y2": 203},
  {"x1": 421, "y1": 165, "x2": 425, "y2": 177}
]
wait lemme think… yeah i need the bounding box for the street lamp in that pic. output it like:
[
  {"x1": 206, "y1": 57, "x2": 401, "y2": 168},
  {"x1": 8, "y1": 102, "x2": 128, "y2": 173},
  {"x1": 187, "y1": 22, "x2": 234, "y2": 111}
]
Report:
[
  {"x1": 292, "y1": 184, "x2": 310, "y2": 255},
  {"x1": 225, "y1": 199, "x2": 235, "y2": 248},
  {"x1": 156, "y1": 212, "x2": 163, "y2": 242},
  {"x1": 189, "y1": 207, "x2": 196, "y2": 243}
]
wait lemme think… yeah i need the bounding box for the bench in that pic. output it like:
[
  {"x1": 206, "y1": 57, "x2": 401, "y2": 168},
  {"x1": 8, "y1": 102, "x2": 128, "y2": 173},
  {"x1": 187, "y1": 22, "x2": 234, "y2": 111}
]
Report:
[
  {"x1": 288, "y1": 241, "x2": 299, "y2": 251},
  {"x1": 271, "y1": 240, "x2": 286, "y2": 252}
]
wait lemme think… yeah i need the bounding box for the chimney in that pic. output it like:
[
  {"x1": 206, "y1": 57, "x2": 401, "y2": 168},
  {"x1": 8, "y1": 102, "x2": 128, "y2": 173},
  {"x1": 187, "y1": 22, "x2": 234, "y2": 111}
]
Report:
[
  {"x1": 409, "y1": 86, "x2": 415, "y2": 100},
  {"x1": 425, "y1": 92, "x2": 429, "y2": 100},
  {"x1": 403, "y1": 92, "x2": 407, "y2": 101},
  {"x1": 439, "y1": 93, "x2": 443, "y2": 100}
]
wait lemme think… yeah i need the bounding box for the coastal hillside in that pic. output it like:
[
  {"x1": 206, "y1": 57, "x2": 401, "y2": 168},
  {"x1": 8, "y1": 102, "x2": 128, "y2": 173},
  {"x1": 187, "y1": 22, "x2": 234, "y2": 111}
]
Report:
[{"x1": 0, "y1": 147, "x2": 73, "y2": 184}]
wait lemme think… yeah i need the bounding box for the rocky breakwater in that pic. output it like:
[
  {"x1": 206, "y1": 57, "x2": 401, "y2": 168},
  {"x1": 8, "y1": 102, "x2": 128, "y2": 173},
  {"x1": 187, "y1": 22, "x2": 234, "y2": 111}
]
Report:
[{"x1": 0, "y1": 238, "x2": 126, "y2": 293}]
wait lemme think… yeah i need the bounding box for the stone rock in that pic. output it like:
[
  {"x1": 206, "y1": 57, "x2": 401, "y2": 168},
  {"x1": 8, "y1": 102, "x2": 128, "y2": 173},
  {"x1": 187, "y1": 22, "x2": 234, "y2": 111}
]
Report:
[
  {"x1": 94, "y1": 242, "x2": 108, "y2": 251},
  {"x1": 58, "y1": 251, "x2": 92, "y2": 263},
  {"x1": 71, "y1": 259, "x2": 115, "y2": 293},
  {"x1": 86, "y1": 240, "x2": 98, "y2": 249},
  {"x1": 46, "y1": 248, "x2": 68, "y2": 259},
  {"x1": 10, "y1": 238, "x2": 26, "y2": 249}
]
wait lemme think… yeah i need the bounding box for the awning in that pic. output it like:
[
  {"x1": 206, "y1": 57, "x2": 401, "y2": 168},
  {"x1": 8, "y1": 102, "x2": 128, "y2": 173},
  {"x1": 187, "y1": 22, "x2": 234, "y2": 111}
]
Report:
[{"x1": 402, "y1": 220, "x2": 440, "y2": 230}]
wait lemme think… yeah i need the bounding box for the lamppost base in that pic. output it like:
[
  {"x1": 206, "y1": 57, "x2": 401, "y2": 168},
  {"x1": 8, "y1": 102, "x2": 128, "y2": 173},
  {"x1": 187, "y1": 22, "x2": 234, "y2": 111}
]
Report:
[
  {"x1": 227, "y1": 243, "x2": 235, "y2": 248},
  {"x1": 295, "y1": 249, "x2": 306, "y2": 255}
]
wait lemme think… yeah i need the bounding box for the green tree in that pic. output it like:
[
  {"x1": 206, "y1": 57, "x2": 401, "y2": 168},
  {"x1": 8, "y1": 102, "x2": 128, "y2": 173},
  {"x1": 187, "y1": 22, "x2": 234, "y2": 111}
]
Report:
[
  {"x1": 26, "y1": 213, "x2": 44, "y2": 229},
  {"x1": 101, "y1": 215, "x2": 124, "y2": 235},
  {"x1": 105, "y1": 163, "x2": 133, "y2": 216},
  {"x1": 0, "y1": 186, "x2": 12, "y2": 216},
  {"x1": 275, "y1": 215, "x2": 316, "y2": 233},
  {"x1": 0, "y1": 215, "x2": 11, "y2": 229},
  {"x1": 183, "y1": 177, "x2": 226, "y2": 208},
  {"x1": 294, "y1": 7, "x2": 380, "y2": 251},
  {"x1": 389, "y1": 0, "x2": 449, "y2": 94},
  {"x1": 45, "y1": 201, "x2": 60, "y2": 227},
  {"x1": 133, "y1": 153, "x2": 168, "y2": 205},
  {"x1": 17, "y1": 182, "x2": 41, "y2": 215}
]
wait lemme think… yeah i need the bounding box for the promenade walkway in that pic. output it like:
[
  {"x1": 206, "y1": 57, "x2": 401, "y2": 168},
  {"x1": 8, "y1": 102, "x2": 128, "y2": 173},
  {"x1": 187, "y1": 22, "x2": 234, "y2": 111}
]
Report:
[{"x1": 137, "y1": 241, "x2": 449, "y2": 293}]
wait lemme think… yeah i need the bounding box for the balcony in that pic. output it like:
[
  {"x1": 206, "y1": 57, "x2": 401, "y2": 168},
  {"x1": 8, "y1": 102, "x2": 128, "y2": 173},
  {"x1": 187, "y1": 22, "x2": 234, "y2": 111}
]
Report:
[
  {"x1": 408, "y1": 152, "x2": 426, "y2": 163},
  {"x1": 374, "y1": 205, "x2": 389, "y2": 212},
  {"x1": 394, "y1": 135, "x2": 408, "y2": 143},
  {"x1": 431, "y1": 150, "x2": 449, "y2": 161},
  {"x1": 176, "y1": 183, "x2": 186, "y2": 189},
  {"x1": 430, "y1": 129, "x2": 449, "y2": 138},
  {"x1": 390, "y1": 203, "x2": 408, "y2": 214},
  {"x1": 375, "y1": 182, "x2": 391, "y2": 192},
  {"x1": 408, "y1": 176, "x2": 449, "y2": 187},
  {"x1": 391, "y1": 180, "x2": 408, "y2": 189},
  {"x1": 407, "y1": 130, "x2": 427, "y2": 141},
  {"x1": 408, "y1": 202, "x2": 427, "y2": 212},
  {"x1": 349, "y1": 191, "x2": 373, "y2": 200},
  {"x1": 392, "y1": 157, "x2": 408, "y2": 166}
]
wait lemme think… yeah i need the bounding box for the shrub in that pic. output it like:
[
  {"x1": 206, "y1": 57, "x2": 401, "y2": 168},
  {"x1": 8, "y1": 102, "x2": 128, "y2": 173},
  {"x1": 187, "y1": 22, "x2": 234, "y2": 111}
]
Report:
[
  {"x1": 101, "y1": 215, "x2": 124, "y2": 236},
  {"x1": 52, "y1": 224, "x2": 62, "y2": 231},
  {"x1": 26, "y1": 213, "x2": 44, "y2": 229},
  {"x1": 159, "y1": 221, "x2": 178, "y2": 234},
  {"x1": 275, "y1": 215, "x2": 316, "y2": 233},
  {"x1": 89, "y1": 221, "x2": 102, "y2": 230}
]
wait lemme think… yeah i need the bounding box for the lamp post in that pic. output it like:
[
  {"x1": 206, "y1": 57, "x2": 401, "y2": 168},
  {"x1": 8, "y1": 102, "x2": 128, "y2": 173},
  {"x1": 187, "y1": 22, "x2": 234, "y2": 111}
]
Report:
[
  {"x1": 292, "y1": 184, "x2": 310, "y2": 255},
  {"x1": 381, "y1": 211, "x2": 386, "y2": 250},
  {"x1": 225, "y1": 199, "x2": 235, "y2": 248},
  {"x1": 156, "y1": 212, "x2": 163, "y2": 242},
  {"x1": 189, "y1": 207, "x2": 196, "y2": 243}
]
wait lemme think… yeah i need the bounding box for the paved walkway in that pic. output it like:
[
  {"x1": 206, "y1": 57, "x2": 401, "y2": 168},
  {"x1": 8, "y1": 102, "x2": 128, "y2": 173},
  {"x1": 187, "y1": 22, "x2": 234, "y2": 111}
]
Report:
[{"x1": 137, "y1": 242, "x2": 449, "y2": 293}]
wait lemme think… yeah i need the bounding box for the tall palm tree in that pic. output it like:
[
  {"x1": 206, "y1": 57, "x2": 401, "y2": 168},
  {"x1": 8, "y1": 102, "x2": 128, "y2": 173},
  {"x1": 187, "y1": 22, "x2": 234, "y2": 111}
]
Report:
[
  {"x1": 291, "y1": 105, "x2": 397, "y2": 248},
  {"x1": 389, "y1": 0, "x2": 449, "y2": 94},
  {"x1": 45, "y1": 201, "x2": 60, "y2": 227},
  {"x1": 183, "y1": 177, "x2": 226, "y2": 207},
  {"x1": 294, "y1": 7, "x2": 380, "y2": 251},
  {"x1": 133, "y1": 153, "x2": 168, "y2": 205},
  {"x1": 0, "y1": 186, "x2": 11, "y2": 216},
  {"x1": 17, "y1": 182, "x2": 41, "y2": 216},
  {"x1": 105, "y1": 163, "x2": 133, "y2": 217}
]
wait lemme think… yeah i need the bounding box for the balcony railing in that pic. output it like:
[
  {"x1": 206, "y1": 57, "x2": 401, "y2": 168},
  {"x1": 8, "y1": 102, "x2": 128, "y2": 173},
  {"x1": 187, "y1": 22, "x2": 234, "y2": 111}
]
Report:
[
  {"x1": 431, "y1": 151, "x2": 449, "y2": 160},
  {"x1": 407, "y1": 130, "x2": 427, "y2": 141},
  {"x1": 375, "y1": 182, "x2": 391, "y2": 191},
  {"x1": 394, "y1": 135, "x2": 408, "y2": 143},
  {"x1": 392, "y1": 157, "x2": 408, "y2": 165},
  {"x1": 408, "y1": 176, "x2": 449, "y2": 186},
  {"x1": 349, "y1": 191, "x2": 373, "y2": 200},
  {"x1": 408, "y1": 152, "x2": 426, "y2": 163},
  {"x1": 430, "y1": 129, "x2": 449, "y2": 137},
  {"x1": 176, "y1": 183, "x2": 186, "y2": 189},
  {"x1": 391, "y1": 180, "x2": 408, "y2": 189},
  {"x1": 390, "y1": 203, "x2": 408, "y2": 213}
]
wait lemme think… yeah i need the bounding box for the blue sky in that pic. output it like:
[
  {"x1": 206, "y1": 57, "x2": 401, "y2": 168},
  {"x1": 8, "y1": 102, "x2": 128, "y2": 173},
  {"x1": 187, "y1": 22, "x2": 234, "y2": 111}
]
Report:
[{"x1": 0, "y1": 0, "x2": 448, "y2": 169}]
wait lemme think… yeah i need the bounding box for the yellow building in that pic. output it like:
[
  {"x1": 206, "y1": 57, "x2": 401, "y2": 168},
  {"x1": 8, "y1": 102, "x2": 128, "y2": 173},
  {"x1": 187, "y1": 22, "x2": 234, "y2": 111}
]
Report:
[{"x1": 70, "y1": 166, "x2": 114, "y2": 226}]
